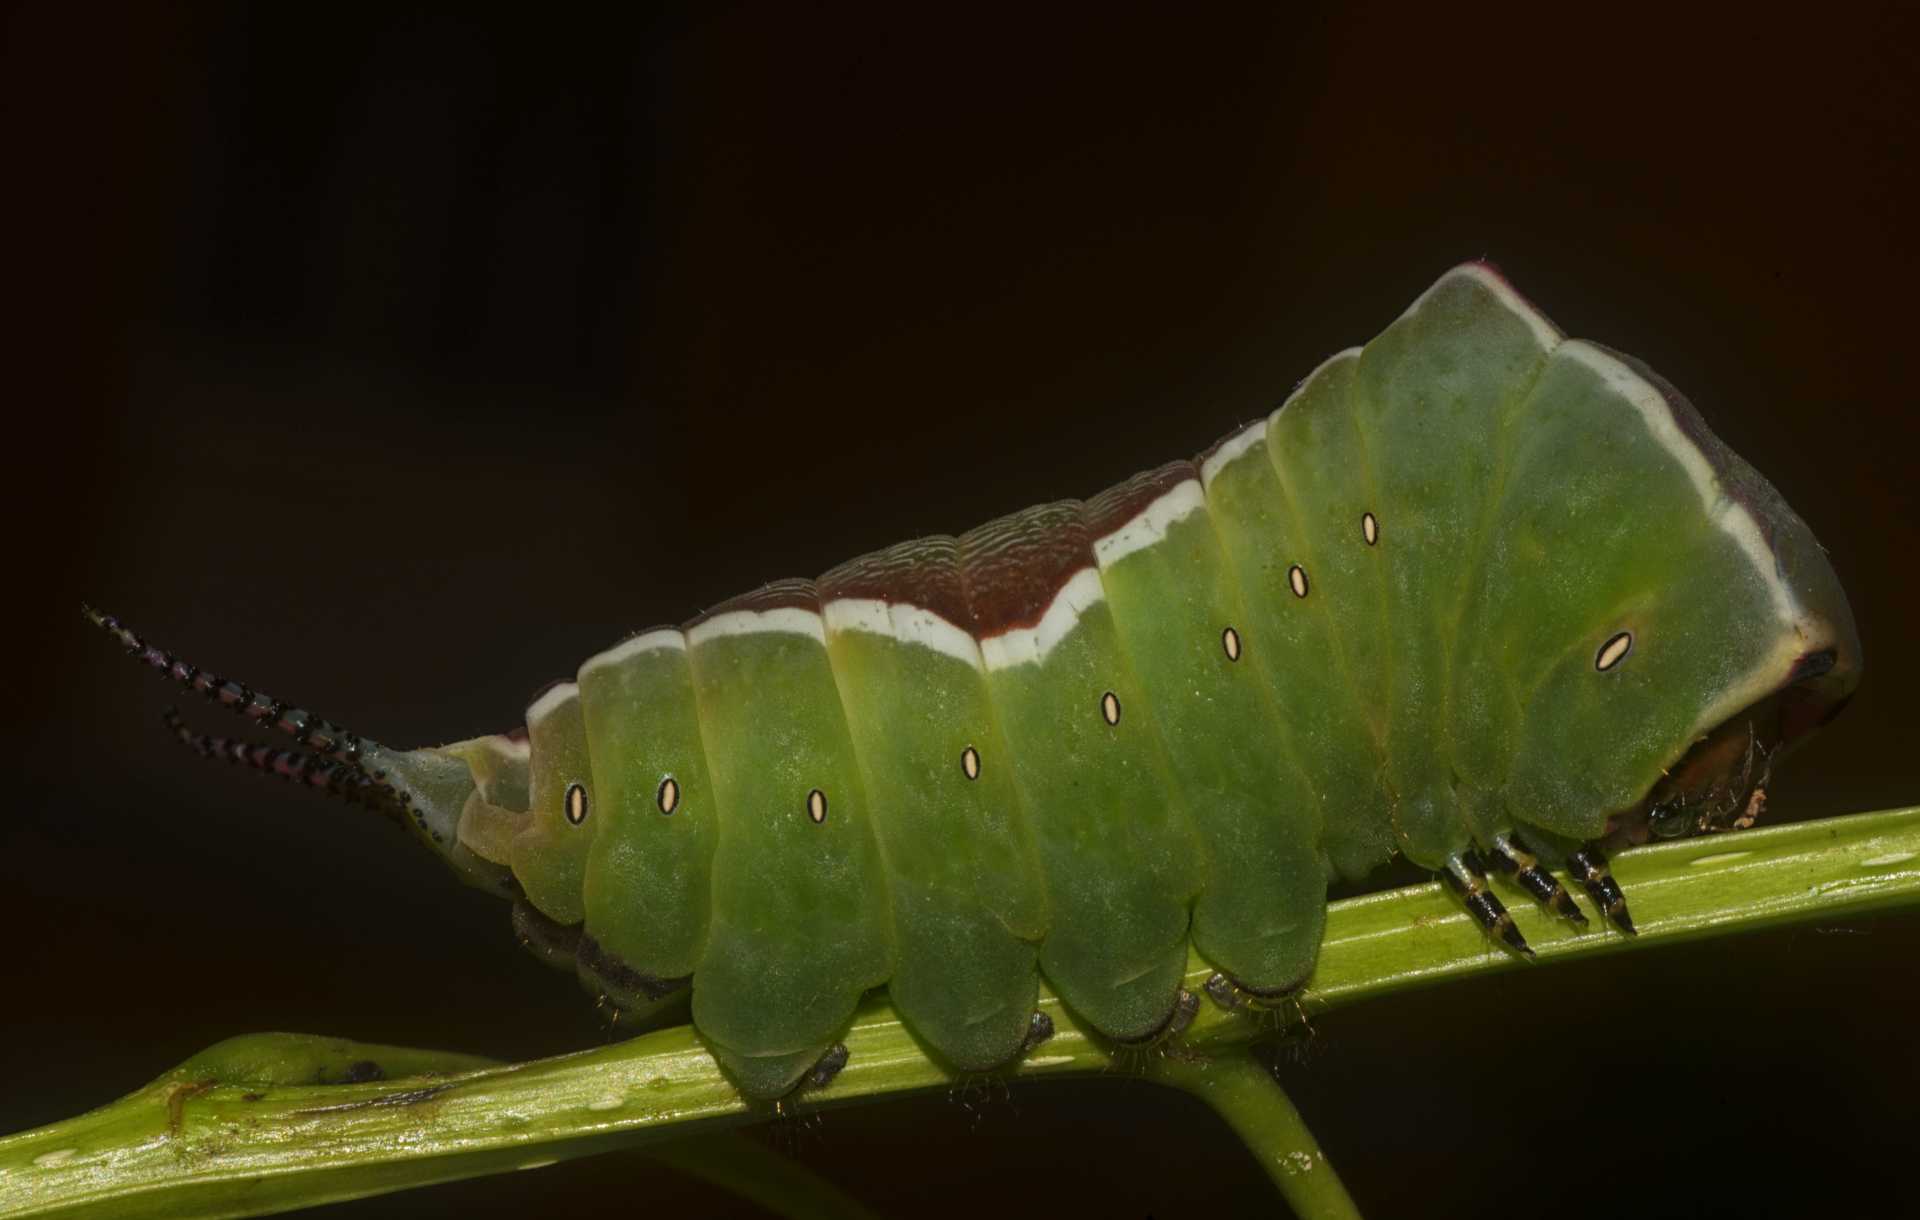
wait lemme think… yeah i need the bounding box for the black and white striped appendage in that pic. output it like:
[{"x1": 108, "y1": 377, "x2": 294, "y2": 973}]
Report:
[
  {"x1": 84, "y1": 605, "x2": 373, "y2": 768},
  {"x1": 160, "y1": 707, "x2": 390, "y2": 812}
]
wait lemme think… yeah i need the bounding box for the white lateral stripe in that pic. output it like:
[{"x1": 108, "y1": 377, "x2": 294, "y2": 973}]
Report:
[
  {"x1": 482, "y1": 733, "x2": 531, "y2": 761},
  {"x1": 1559, "y1": 341, "x2": 1798, "y2": 629},
  {"x1": 685, "y1": 606, "x2": 827, "y2": 648},
  {"x1": 1400, "y1": 263, "x2": 1563, "y2": 352},
  {"x1": 1202, "y1": 348, "x2": 1361, "y2": 488},
  {"x1": 526, "y1": 681, "x2": 579, "y2": 726},
  {"x1": 1199, "y1": 421, "x2": 1267, "y2": 487},
  {"x1": 979, "y1": 567, "x2": 1105, "y2": 671},
  {"x1": 822, "y1": 597, "x2": 983, "y2": 668},
  {"x1": 888, "y1": 602, "x2": 983, "y2": 668},
  {"x1": 577, "y1": 628, "x2": 686, "y2": 678},
  {"x1": 821, "y1": 597, "x2": 891, "y2": 638},
  {"x1": 1093, "y1": 479, "x2": 1207, "y2": 568}
]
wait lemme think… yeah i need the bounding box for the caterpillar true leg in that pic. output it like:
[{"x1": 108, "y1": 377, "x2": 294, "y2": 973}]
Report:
[
  {"x1": 1566, "y1": 843, "x2": 1637, "y2": 935},
  {"x1": 1442, "y1": 850, "x2": 1533, "y2": 957},
  {"x1": 1486, "y1": 831, "x2": 1588, "y2": 927}
]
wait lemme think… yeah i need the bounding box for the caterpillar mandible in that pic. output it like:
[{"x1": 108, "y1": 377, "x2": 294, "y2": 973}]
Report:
[{"x1": 89, "y1": 263, "x2": 1859, "y2": 1100}]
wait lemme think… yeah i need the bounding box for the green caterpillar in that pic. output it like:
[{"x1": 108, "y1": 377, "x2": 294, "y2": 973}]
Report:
[{"x1": 89, "y1": 263, "x2": 1859, "y2": 1101}]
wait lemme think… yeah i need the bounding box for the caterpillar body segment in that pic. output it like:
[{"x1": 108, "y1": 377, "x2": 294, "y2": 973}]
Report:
[
  {"x1": 511, "y1": 686, "x2": 594, "y2": 925},
  {"x1": 574, "y1": 631, "x2": 715, "y2": 995},
  {"x1": 959, "y1": 499, "x2": 1205, "y2": 1045},
  {"x1": 818, "y1": 541, "x2": 1046, "y2": 1074},
  {"x1": 1085, "y1": 463, "x2": 1327, "y2": 997},
  {"x1": 1198, "y1": 403, "x2": 1388, "y2": 883},
  {"x1": 96, "y1": 263, "x2": 1861, "y2": 1101},
  {"x1": 676, "y1": 581, "x2": 896, "y2": 1098}
]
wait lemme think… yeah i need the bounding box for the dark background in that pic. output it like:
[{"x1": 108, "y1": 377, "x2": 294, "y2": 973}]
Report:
[{"x1": 10, "y1": 4, "x2": 1918, "y2": 1216}]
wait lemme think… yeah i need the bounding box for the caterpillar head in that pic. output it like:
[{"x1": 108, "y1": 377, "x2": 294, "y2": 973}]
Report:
[
  {"x1": 1627, "y1": 641, "x2": 1855, "y2": 845},
  {"x1": 1575, "y1": 353, "x2": 1861, "y2": 849},
  {"x1": 1401, "y1": 296, "x2": 1865, "y2": 854}
]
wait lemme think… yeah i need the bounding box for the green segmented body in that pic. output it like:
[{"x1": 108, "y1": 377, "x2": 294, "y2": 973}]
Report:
[{"x1": 159, "y1": 263, "x2": 1857, "y2": 1100}]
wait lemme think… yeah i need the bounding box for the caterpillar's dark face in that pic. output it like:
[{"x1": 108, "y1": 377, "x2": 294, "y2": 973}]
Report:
[{"x1": 1616, "y1": 645, "x2": 1856, "y2": 846}]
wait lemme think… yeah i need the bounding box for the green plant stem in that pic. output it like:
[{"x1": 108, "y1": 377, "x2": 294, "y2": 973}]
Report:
[
  {"x1": 1152, "y1": 1049, "x2": 1362, "y2": 1220},
  {"x1": 3, "y1": 808, "x2": 1916, "y2": 1219}
]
